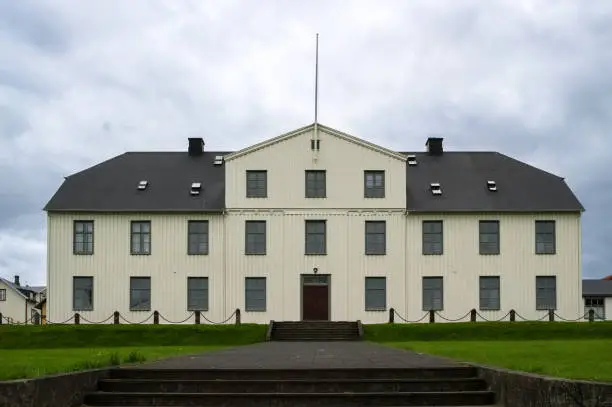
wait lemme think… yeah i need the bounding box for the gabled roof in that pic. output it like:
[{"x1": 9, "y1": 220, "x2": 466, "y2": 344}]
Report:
[
  {"x1": 0, "y1": 278, "x2": 38, "y2": 302},
  {"x1": 44, "y1": 152, "x2": 229, "y2": 212},
  {"x1": 403, "y1": 151, "x2": 584, "y2": 212},
  {"x1": 43, "y1": 125, "x2": 584, "y2": 213},
  {"x1": 583, "y1": 279, "x2": 612, "y2": 297},
  {"x1": 224, "y1": 123, "x2": 408, "y2": 162}
]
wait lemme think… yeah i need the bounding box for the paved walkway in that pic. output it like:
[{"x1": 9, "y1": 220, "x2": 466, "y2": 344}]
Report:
[{"x1": 134, "y1": 341, "x2": 463, "y2": 370}]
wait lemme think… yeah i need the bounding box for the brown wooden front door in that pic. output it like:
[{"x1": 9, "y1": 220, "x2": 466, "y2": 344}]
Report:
[{"x1": 302, "y1": 275, "x2": 330, "y2": 321}]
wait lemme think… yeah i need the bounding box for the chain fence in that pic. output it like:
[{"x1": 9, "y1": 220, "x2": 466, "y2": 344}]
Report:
[
  {"x1": 0, "y1": 308, "x2": 241, "y2": 326},
  {"x1": 389, "y1": 307, "x2": 605, "y2": 324}
]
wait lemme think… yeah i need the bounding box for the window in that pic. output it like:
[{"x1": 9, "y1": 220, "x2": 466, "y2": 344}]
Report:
[
  {"x1": 73, "y1": 220, "x2": 94, "y2": 255},
  {"x1": 305, "y1": 220, "x2": 326, "y2": 254},
  {"x1": 479, "y1": 276, "x2": 500, "y2": 310},
  {"x1": 535, "y1": 220, "x2": 556, "y2": 254},
  {"x1": 365, "y1": 277, "x2": 386, "y2": 311},
  {"x1": 246, "y1": 170, "x2": 267, "y2": 198},
  {"x1": 130, "y1": 277, "x2": 151, "y2": 311},
  {"x1": 73, "y1": 277, "x2": 93, "y2": 311},
  {"x1": 188, "y1": 221, "x2": 209, "y2": 255},
  {"x1": 245, "y1": 221, "x2": 266, "y2": 255},
  {"x1": 305, "y1": 170, "x2": 326, "y2": 198},
  {"x1": 0, "y1": 289, "x2": 6, "y2": 301},
  {"x1": 187, "y1": 277, "x2": 209, "y2": 311},
  {"x1": 245, "y1": 277, "x2": 266, "y2": 311},
  {"x1": 130, "y1": 221, "x2": 151, "y2": 255},
  {"x1": 422, "y1": 277, "x2": 443, "y2": 311},
  {"x1": 584, "y1": 297, "x2": 605, "y2": 320},
  {"x1": 479, "y1": 220, "x2": 499, "y2": 255},
  {"x1": 364, "y1": 170, "x2": 385, "y2": 198},
  {"x1": 536, "y1": 276, "x2": 556, "y2": 310},
  {"x1": 422, "y1": 221, "x2": 443, "y2": 255},
  {"x1": 365, "y1": 221, "x2": 386, "y2": 255}
]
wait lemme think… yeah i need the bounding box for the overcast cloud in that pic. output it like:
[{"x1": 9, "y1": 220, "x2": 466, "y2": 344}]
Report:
[{"x1": 1, "y1": 0, "x2": 610, "y2": 286}]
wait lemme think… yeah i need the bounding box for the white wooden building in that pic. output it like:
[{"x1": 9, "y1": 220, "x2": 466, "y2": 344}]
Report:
[
  {"x1": 44, "y1": 123, "x2": 584, "y2": 324},
  {"x1": 0, "y1": 276, "x2": 45, "y2": 324}
]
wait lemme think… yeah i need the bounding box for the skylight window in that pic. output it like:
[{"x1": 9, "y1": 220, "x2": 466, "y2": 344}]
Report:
[
  {"x1": 137, "y1": 180, "x2": 148, "y2": 190},
  {"x1": 487, "y1": 180, "x2": 497, "y2": 192},
  {"x1": 430, "y1": 182, "x2": 442, "y2": 195},
  {"x1": 191, "y1": 182, "x2": 202, "y2": 190},
  {"x1": 213, "y1": 155, "x2": 224, "y2": 165},
  {"x1": 407, "y1": 154, "x2": 417, "y2": 166}
]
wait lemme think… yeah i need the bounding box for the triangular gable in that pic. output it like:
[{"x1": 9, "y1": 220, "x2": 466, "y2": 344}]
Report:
[
  {"x1": 223, "y1": 123, "x2": 407, "y2": 162},
  {"x1": 0, "y1": 277, "x2": 29, "y2": 301}
]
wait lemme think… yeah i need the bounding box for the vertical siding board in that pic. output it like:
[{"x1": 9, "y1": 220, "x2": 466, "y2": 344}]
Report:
[{"x1": 405, "y1": 213, "x2": 582, "y2": 323}]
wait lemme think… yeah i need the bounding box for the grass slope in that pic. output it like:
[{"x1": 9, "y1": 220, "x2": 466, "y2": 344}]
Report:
[
  {"x1": 390, "y1": 340, "x2": 612, "y2": 382},
  {"x1": 364, "y1": 321, "x2": 612, "y2": 342},
  {"x1": 0, "y1": 346, "x2": 224, "y2": 381},
  {"x1": 0, "y1": 324, "x2": 267, "y2": 349}
]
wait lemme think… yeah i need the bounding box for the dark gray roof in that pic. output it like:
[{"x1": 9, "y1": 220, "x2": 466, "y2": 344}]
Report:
[
  {"x1": 583, "y1": 279, "x2": 612, "y2": 297},
  {"x1": 0, "y1": 277, "x2": 38, "y2": 301},
  {"x1": 44, "y1": 152, "x2": 229, "y2": 212},
  {"x1": 44, "y1": 143, "x2": 583, "y2": 213},
  {"x1": 402, "y1": 152, "x2": 584, "y2": 212}
]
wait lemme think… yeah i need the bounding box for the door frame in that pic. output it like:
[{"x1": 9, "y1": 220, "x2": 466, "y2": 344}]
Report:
[{"x1": 300, "y1": 274, "x2": 331, "y2": 321}]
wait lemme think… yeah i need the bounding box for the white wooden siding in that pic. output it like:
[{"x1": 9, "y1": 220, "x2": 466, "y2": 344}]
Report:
[
  {"x1": 48, "y1": 211, "x2": 582, "y2": 324},
  {"x1": 404, "y1": 213, "x2": 582, "y2": 323},
  {"x1": 0, "y1": 281, "x2": 33, "y2": 324},
  {"x1": 47, "y1": 213, "x2": 226, "y2": 324},
  {"x1": 224, "y1": 128, "x2": 407, "y2": 210}
]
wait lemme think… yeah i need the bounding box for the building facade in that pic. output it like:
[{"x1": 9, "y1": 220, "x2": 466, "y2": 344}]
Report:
[
  {"x1": 582, "y1": 279, "x2": 612, "y2": 321},
  {"x1": 0, "y1": 276, "x2": 45, "y2": 324},
  {"x1": 44, "y1": 124, "x2": 585, "y2": 324}
]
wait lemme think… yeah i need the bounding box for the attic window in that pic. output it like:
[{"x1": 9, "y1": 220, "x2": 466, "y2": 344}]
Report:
[
  {"x1": 213, "y1": 155, "x2": 224, "y2": 166},
  {"x1": 430, "y1": 182, "x2": 442, "y2": 195},
  {"x1": 190, "y1": 182, "x2": 202, "y2": 196},
  {"x1": 137, "y1": 180, "x2": 148, "y2": 190},
  {"x1": 487, "y1": 180, "x2": 497, "y2": 192},
  {"x1": 407, "y1": 154, "x2": 417, "y2": 166},
  {"x1": 310, "y1": 139, "x2": 321, "y2": 150}
]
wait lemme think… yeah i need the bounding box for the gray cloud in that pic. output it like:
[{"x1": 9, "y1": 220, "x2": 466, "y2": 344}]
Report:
[{"x1": 1, "y1": 0, "x2": 611, "y2": 285}]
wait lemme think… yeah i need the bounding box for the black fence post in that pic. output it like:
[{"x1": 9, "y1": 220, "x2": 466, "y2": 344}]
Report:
[
  {"x1": 548, "y1": 309, "x2": 554, "y2": 322},
  {"x1": 195, "y1": 311, "x2": 201, "y2": 325},
  {"x1": 0, "y1": 312, "x2": 3, "y2": 325},
  {"x1": 113, "y1": 311, "x2": 120, "y2": 324},
  {"x1": 235, "y1": 309, "x2": 241, "y2": 325},
  {"x1": 429, "y1": 310, "x2": 435, "y2": 323},
  {"x1": 509, "y1": 309, "x2": 516, "y2": 322},
  {"x1": 153, "y1": 311, "x2": 159, "y2": 324},
  {"x1": 588, "y1": 309, "x2": 595, "y2": 322},
  {"x1": 470, "y1": 309, "x2": 477, "y2": 322},
  {"x1": 389, "y1": 308, "x2": 395, "y2": 323},
  {"x1": 74, "y1": 313, "x2": 80, "y2": 325}
]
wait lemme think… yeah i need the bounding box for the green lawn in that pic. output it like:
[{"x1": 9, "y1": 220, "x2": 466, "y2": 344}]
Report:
[
  {"x1": 0, "y1": 324, "x2": 268, "y2": 381},
  {"x1": 366, "y1": 322, "x2": 612, "y2": 382},
  {"x1": 387, "y1": 339, "x2": 612, "y2": 382},
  {"x1": 0, "y1": 346, "x2": 224, "y2": 381}
]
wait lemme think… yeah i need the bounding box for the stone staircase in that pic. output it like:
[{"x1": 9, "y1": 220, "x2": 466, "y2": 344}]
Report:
[
  {"x1": 269, "y1": 320, "x2": 362, "y2": 341},
  {"x1": 83, "y1": 366, "x2": 497, "y2": 406}
]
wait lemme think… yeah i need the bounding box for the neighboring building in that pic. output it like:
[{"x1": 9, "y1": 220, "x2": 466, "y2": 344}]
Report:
[
  {"x1": 44, "y1": 123, "x2": 584, "y2": 324},
  {"x1": 582, "y1": 279, "x2": 612, "y2": 321},
  {"x1": 0, "y1": 276, "x2": 45, "y2": 324}
]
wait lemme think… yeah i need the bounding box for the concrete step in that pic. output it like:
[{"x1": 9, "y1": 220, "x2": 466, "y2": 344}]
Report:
[
  {"x1": 98, "y1": 377, "x2": 488, "y2": 393},
  {"x1": 84, "y1": 390, "x2": 496, "y2": 406},
  {"x1": 109, "y1": 367, "x2": 479, "y2": 380}
]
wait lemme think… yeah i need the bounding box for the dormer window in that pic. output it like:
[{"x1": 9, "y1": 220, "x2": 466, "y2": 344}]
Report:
[{"x1": 430, "y1": 182, "x2": 442, "y2": 195}]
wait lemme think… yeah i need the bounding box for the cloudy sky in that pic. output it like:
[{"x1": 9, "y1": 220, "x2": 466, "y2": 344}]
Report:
[{"x1": 1, "y1": 0, "x2": 610, "y2": 286}]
